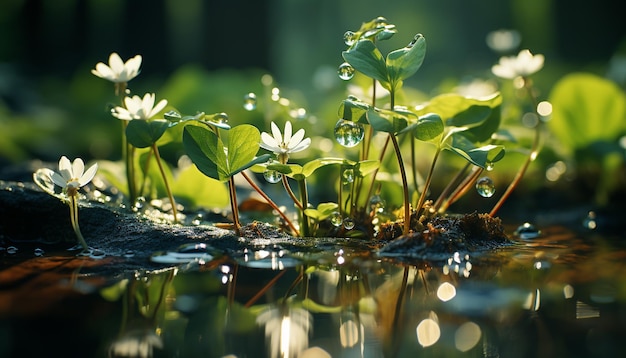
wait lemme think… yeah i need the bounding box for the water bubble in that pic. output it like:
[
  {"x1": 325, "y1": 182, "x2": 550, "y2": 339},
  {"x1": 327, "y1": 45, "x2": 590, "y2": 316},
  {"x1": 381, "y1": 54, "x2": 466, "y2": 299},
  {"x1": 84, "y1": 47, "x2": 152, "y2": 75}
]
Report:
[
  {"x1": 342, "y1": 168, "x2": 355, "y2": 183},
  {"x1": 475, "y1": 177, "x2": 495, "y2": 198},
  {"x1": 263, "y1": 170, "x2": 282, "y2": 184},
  {"x1": 375, "y1": 17, "x2": 388, "y2": 27},
  {"x1": 338, "y1": 62, "x2": 355, "y2": 81},
  {"x1": 34, "y1": 248, "x2": 44, "y2": 257},
  {"x1": 369, "y1": 195, "x2": 386, "y2": 213},
  {"x1": 133, "y1": 196, "x2": 146, "y2": 211},
  {"x1": 407, "y1": 33, "x2": 424, "y2": 48},
  {"x1": 213, "y1": 112, "x2": 229, "y2": 123},
  {"x1": 583, "y1": 211, "x2": 597, "y2": 230},
  {"x1": 343, "y1": 31, "x2": 357, "y2": 46},
  {"x1": 486, "y1": 161, "x2": 495, "y2": 171},
  {"x1": 123, "y1": 250, "x2": 136, "y2": 258},
  {"x1": 6, "y1": 246, "x2": 18, "y2": 254},
  {"x1": 243, "y1": 92, "x2": 257, "y2": 111},
  {"x1": 164, "y1": 110, "x2": 182, "y2": 121},
  {"x1": 514, "y1": 222, "x2": 541, "y2": 239},
  {"x1": 343, "y1": 217, "x2": 356, "y2": 230},
  {"x1": 334, "y1": 119, "x2": 365, "y2": 147},
  {"x1": 330, "y1": 211, "x2": 343, "y2": 227}
]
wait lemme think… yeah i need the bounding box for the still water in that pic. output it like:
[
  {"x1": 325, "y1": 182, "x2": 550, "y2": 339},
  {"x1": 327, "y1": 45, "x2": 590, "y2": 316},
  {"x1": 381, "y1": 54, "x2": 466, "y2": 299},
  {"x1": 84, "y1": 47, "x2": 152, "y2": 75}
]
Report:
[{"x1": 1, "y1": 223, "x2": 625, "y2": 358}]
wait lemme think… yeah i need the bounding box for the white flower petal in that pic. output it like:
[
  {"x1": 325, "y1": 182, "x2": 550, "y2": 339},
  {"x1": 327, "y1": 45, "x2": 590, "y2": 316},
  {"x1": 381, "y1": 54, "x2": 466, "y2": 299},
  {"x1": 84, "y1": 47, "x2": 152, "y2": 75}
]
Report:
[
  {"x1": 112, "y1": 106, "x2": 133, "y2": 120},
  {"x1": 288, "y1": 128, "x2": 305, "y2": 149},
  {"x1": 109, "y1": 53, "x2": 124, "y2": 73},
  {"x1": 50, "y1": 172, "x2": 68, "y2": 188},
  {"x1": 289, "y1": 137, "x2": 311, "y2": 153},
  {"x1": 58, "y1": 156, "x2": 73, "y2": 180},
  {"x1": 72, "y1": 158, "x2": 85, "y2": 179},
  {"x1": 79, "y1": 163, "x2": 98, "y2": 187},
  {"x1": 283, "y1": 121, "x2": 293, "y2": 144},
  {"x1": 92, "y1": 63, "x2": 114, "y2": 80},
  {"x1": 261, "y1": 132, "x2": 280, "y2": 150},
  {"x1": 270, "y1": 122, "x2": 282, "y2": 144},
  {"x1": 149, "y1": 99, "x2": 168, "y2": 118}
]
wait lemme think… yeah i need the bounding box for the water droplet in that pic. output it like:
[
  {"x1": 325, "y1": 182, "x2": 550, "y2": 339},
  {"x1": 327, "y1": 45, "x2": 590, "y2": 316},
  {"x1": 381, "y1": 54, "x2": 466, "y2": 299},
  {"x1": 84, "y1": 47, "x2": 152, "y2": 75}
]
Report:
[
  {"x1": 164, "y1": 110, "x2": 182, "y2": 121},
  {"x1": 369, "y1": 195, "x2": 386, "y2": 213},
  {"x1": 342, "y1": 168, "x2": 355, "y2": 183},
  {"x1": 407, "y1": 33, "x2": 424, "y2": 48},
  {"x1": 123, "y1": 250, "x2": 135, "y2": 258},
  {"x1": 34, "y1": 248, "x2": 44, "y2": 257},
  {"x1": 343, "y1": 217, "x2": 355, "y2": 230},
  {"x1": 133, "y1": 196, "x2": 146, "y2": 211},
  {"x1": 343, "y1": 31, "x2": 357, "y2": 46},
  {"x1": 330, "y1": 211, "x2": 343, "y2": 227},
  {"x1": 583, "y1": 211, "x2": 597, "y2": 230},
  {"x1": 334, "y1": 119, "x2": 365, "y2": 147},
  {"x1": 375, "y1": 17, "x2": 388, "y2": 27},
  {"x1": 150, "y1": 243, "x2": 213, "y2": 264},
  {"x1": 486, "y1": 161, "x2": 495, "y2": 171},
  {"x1": 263, "y1": 170, "x2": 282, "y2": 184},
  {"x1": 475, "y1": 177, "x2": 495, "y2": 198},
  {"x1": 514, "y1": 222, "x2": 541, "y2": 239},
  {"x1": 243, "y1": 92, "x2": 257, "y2": 111},
  {"x1": 213, "y1": 112, "x2": 229, "y2": 123},
  {"x1": 6, "y1": 246, "x2": 17, "y2": 254},
  {"x1": 338, "y1": 62, "x2": 355, "y2": 81}
]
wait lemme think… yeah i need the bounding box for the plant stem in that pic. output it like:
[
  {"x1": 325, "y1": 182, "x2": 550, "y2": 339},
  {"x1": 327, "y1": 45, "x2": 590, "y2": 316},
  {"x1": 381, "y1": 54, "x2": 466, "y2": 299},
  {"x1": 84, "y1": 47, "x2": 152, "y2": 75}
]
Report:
[
  {"x1": 297, "y1": 178, "x2": 311, "y2": 237},
  {"x1": 282, "y1": 175, "x2": 303, "y2": 210},
  {"x1": 489, "y1": 78, "x2": 541, "y2": 216},
  {"x1": 433, "y1": 162, "x2": 471, "y2": 211},
  {"x1": 123, "y1": 122, "x2": 138, "y2": 204},
  {"x1": 415, "y1": 147, "x2": 442, "y2": 216},
  {"x1": 151, "y1": 144, "x2": 178, "y2": 224},
  {"x1": 365, "y1": 135, "x2": 390, "y2": 207},
  {"x1": 68, "y1": 194, "x2": 89, "y2": 251},
  {"x1": 441, "y1": 166, "x2": 483, "y2": 213},
  {"x1": 390, "y1": 134, "x2": 411, "y2": 235},
  {"x1": 240, "y1": 171, "x2": 300, "y2": 236},
  {"x1": 228, "y1": 176, "x2": 241, "y2": 235}
]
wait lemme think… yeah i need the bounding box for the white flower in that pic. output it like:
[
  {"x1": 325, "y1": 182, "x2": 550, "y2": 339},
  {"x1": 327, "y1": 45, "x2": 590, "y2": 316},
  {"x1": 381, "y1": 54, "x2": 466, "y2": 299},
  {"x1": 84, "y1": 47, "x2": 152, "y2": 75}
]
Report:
[
  {"x1": 91, "y1": 52, "x2": 142, "y2": 83},
  {"x1": 260, "y1": 121, "x2": 311, "y2": 160},
  {"x1": 50, "y1": 156, "x2": 98, "y2": 192},
  {"x1": 491, "y1": 49, "x2": 544, "y2": 79},
  {"x1": 111, "y1": 93, "x2": 168, "y2": 121}
]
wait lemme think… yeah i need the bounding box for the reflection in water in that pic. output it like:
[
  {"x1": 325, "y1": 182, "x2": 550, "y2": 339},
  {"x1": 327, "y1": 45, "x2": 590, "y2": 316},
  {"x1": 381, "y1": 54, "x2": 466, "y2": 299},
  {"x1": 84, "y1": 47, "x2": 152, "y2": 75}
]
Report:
[{"x1": 4, "y1": 226, "x2": 626, "y2": 356}]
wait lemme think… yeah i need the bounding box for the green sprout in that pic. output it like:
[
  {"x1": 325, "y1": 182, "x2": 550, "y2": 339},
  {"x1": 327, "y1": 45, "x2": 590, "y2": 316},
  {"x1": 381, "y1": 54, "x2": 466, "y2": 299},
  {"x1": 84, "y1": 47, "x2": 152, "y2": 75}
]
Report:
[{"x1": 33, "y1": 156, "x2": 98, "y2": 252}]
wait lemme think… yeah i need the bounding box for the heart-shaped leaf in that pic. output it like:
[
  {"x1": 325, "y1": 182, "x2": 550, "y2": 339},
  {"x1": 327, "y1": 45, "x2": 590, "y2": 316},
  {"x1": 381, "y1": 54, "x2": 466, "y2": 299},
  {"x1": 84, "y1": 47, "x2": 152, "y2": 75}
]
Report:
[
  {"x1": 126, "y1": 120, "x2": 170, "y2": 148},
  {"x1": 342, "y1": 40, "x2": 389, "y2": 87}
]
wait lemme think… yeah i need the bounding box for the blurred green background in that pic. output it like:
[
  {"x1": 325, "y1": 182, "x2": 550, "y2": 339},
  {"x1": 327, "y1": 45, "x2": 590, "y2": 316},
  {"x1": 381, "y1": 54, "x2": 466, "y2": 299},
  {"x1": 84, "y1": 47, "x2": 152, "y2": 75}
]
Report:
[{"x1": 1, "y1": 0, "x2": 623, "y2": 165}]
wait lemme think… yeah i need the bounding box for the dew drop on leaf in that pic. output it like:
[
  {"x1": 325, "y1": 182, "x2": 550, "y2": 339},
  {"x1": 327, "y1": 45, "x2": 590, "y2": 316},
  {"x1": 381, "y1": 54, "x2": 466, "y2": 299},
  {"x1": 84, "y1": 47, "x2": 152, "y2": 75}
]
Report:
[
  {"x1": 243, "y1": 92, "x2": 257, "y2": 111},
  {"x1": 343, "y1": 31, "x2": 357, "y2": 46},
  {"x1": 330, "y1": 211, "x2": 343, "y2": 227},
  {"x1": 343, "y1": 217, "x2": 355, "y2": 230},
  {"x1": 334, "y1": 119, "x2": 365, "y2": 147},
  {"x1": 342, "y1": 168, "x2": 355, "y2": 183},
  {"x1": 263, "y1": 170, "x2": 282, "y2": 184},
  {"x1": 475, "y1": 177, "x2": 495, "y2": 198},
  {"x1": 338, "y1": 62, "x2": 355, "y2": 81}
]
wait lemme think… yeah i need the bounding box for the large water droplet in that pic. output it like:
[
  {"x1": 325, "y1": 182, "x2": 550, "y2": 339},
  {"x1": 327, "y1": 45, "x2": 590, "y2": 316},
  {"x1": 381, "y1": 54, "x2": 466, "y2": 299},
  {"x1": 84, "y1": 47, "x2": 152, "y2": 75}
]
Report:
[
  {"x1": 343, "y1": 31, "x2": 357, "y2": 46},
  {"x1": 342, "y1": 168, "x2": 355, "y2": 183},
  {"x1": 475, "y1": 177, "x2": 495, "y2": 198},
  {"x1": 338, "y1": 62, "x2": 355, "y2": 81},
  {"x1": 343, "y1": 217, "x2": 355, "y2": 230},
  {"x1": 369, "y1": 195, "x2": 386, "y2": 213},
  {"x1": 407, "y1": 33, "x2": 424, "y2": 48},
  {"x1": 514, "y1": 222, "x2": 541, "y2": 239},
  {"x1": 334, "y1": 119, "x2": 365, "y2": 147},
  {"x1": 263, "y1": 170, "x2": 282, "y2": 184},
  {"x1": 243, "y1": 92, "x2": 257, "y2": 111},
  {"x1": 330, "y1": 211, "x2": 343, "y2": 227}
]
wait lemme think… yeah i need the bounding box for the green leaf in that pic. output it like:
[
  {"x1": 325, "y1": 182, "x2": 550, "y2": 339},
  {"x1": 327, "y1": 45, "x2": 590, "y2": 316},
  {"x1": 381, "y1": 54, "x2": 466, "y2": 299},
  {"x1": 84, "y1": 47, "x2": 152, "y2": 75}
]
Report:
[
  {"x1": 446, "y1": 105, "x2": 492, "y2": 128},
  {"x1": 548, "y1": 73, "x2": 626, "y2": 155},
  {"x1": 342, "y1": 40, "x2": 389, "y2": 86},
  {"x1": 172, "y1": 165, "x2": 229, "y2": 209},
  {"x1": 366, "y1": 108, "x2": 409, "y2": 133},
  {"x1": 183, "y1": 125, "x2": 228, "y2": 181},
  {"x1": 126, "y1": 120, "x2": 170, "y2": 148},
  {"x1": 412, "y1": 113, "x2": 444, "y2": 142},
  {"x1": 446, "y1": 134, "x2": 505, "y2": 168},
  {"x1": 386, "y1": 34, "x2": 426, "y2": 88},
  {"x1": 227, "y1": 125, "x2": 264, "y2": 177},
  {"x1": 415, "y1": 92, "x2": 501, "y2": 120},
  {"x1": 355, "y1": 160, "x2": 379, "y2": 177},
  {"x1": 302, "y1": 158, "x2": 348, "y2": 178},
  {"x1": 338, "y1": 97, "x2": 370, "y2": 124},
  {"x1": 304, "y1": 202, "x2": 339, "y2": 221}
]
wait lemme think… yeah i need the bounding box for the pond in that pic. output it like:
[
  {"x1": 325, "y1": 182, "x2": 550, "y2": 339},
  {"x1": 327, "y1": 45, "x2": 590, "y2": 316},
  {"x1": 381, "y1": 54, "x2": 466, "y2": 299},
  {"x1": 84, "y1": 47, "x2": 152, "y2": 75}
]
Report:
[{"x1": 1, "y1": 217, "x2": 625, "y2": 358}]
